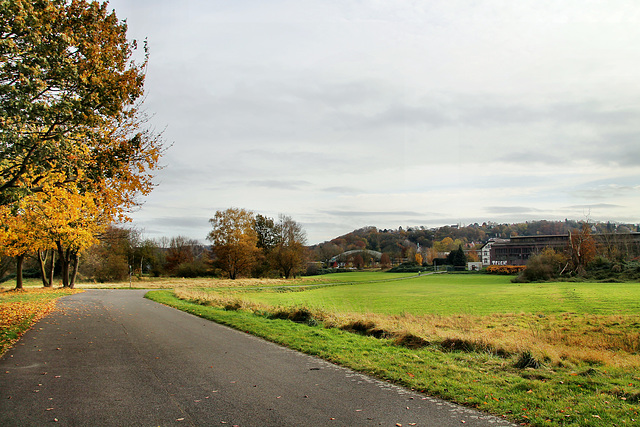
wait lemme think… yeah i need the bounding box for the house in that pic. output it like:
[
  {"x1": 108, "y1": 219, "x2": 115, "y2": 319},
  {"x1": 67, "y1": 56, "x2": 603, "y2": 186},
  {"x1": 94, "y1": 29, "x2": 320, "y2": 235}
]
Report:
[
  {"x1": 489, "y1": 234, "x2": 569, "y2": 266},
  {"x1": 487, "y1": 232, "x2": 640, "y2": 266},
  {"x1": 480, "y1": 238, "x2": 509, "y2": 266}
]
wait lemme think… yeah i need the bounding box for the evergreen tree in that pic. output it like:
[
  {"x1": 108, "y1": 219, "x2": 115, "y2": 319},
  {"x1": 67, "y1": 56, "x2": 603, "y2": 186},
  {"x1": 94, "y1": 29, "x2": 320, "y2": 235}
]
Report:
[{"x1": 447, "y1": 245, "x2": 467, "y2": 266}]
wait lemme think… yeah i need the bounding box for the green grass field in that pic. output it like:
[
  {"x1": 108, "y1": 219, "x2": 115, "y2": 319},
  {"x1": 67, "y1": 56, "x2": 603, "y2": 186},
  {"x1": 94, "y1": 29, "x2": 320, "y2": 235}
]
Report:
[
  {"x1": 163, "y1": 272, "x2": 640, "y2": 426},
  {"x1": 212, "y1": 272, "x2": 640, "y2": 316}
]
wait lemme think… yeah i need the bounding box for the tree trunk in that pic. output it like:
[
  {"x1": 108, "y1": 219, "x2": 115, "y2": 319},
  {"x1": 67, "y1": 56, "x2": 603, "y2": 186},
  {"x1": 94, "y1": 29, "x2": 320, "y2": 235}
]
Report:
[
  {"x1": 57, "y1": 242, "x2": 71, "y2": 287},
  {"x1": 69, "y1": 251, "x2": 79, "y2": 289},
  {"x1": 48, "y1": 250, "x2": 56, "y2": 287},
  {"x1": 38, "y1": 249, "x2": 51, "y2": 287},
  {"x1": 15, "y1": 254, "x2": 24, "y2": 290}
]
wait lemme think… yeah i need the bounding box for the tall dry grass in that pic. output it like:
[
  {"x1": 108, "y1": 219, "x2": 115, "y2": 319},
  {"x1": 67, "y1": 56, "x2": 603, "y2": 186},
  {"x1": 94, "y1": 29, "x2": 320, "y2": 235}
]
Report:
[
  {"x1": 175, "y1": 287, "x2": 640, "y2": 369},
  {"x1": 75, "y1": 276, "x2": 319, "y2": 289}
]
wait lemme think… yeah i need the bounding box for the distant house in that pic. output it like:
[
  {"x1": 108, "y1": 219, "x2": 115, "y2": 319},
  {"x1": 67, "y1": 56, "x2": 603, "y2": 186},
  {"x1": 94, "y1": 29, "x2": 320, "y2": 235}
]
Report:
[
  {"x1": 480, "y1": 238, "x2": 509, "y2": 266},
  {"x1": 467, "y1": 262, "x2": 483, "y2": 271},
  {"x1": 490, "y1": 235, "x2": 569, "y2": 266},
  {"x1": 487, "y1": 233, "x2": 640, "y2": 266}
]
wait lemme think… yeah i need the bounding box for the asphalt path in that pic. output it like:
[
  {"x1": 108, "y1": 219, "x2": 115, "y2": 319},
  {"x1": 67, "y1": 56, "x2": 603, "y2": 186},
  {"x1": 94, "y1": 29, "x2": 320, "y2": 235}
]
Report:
[{"x1": 0, "y1": 290, "x2": 514, "y2": 426}]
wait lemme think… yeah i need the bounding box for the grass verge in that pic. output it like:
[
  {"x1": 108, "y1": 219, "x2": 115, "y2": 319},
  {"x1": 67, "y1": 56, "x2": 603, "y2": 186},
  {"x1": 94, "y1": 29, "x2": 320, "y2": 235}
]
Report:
[
  {"x1": 0, "y1": 287, "x2": 82, "y2": 356},
  {"x1": 147, "y1": 289, "x2": 640, "y2": 427}
]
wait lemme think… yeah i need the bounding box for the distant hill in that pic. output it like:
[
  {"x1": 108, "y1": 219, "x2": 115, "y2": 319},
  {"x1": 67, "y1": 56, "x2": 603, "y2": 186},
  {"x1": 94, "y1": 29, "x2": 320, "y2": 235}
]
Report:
[{"x1": 311, "y1": 220, "x2": 639, "y2": 258}]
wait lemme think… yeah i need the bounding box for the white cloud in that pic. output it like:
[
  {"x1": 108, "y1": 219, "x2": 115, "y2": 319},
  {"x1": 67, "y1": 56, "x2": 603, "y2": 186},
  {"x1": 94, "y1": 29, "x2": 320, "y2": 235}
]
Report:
[{"x1": 108, "y1": 0, "x2": 640, "y2": 243}]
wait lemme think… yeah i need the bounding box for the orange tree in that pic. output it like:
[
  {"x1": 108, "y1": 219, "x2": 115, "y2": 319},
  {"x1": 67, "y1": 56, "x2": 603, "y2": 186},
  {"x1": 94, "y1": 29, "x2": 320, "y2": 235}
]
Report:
[
  {"x1": 569, "y1": 224, "x2": 597, "y2": 274},
  {"x1": 0, "y1": 173, "x2": 104, "y2": 288},
  {"x1": 0, "y1": 1, "x2": 164, "y2": 286},
  {"x1": 0, "y1": 207, "x2": 38, "y2": 289},
  {"x1": 208, "y1": 208, "x2": 260, "y2": 279},
  {"x1": 0, "y1": 0, "x2": 160, "y2": 206}
]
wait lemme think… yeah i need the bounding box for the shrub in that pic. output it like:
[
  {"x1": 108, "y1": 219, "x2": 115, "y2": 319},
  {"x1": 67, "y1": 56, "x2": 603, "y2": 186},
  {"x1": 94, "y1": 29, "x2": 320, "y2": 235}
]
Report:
[
  {"x1": 269, "y1": 307, "x2": 315, "y2": 324},
  {"x1": 486, "y1": 265, "x2": 526, "y2": 275},
  {"x1": 388, "y1": 262, "x2": 423, "y2": 273},
  {"x1": 393, "y1": 332, "x2": 430, "y2": 349},
  {"x1": 81, "y1": 250, "x2": 129, "y2": 282},
  {"x1": 514, "y1": 351, "x2": 541, "y2": 369},
  {"x1": 514, "y1": 248, "x2": 567, "y2": 282},
  {"x1": 340, "y1": 319, "x2": 382, "y2": 336},
  {"x1": 174, "y1": 260, "x2": 210, "y2": 278}
]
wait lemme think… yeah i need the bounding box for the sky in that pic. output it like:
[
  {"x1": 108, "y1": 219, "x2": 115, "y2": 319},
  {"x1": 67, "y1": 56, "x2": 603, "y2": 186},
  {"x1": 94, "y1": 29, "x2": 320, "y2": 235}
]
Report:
[{"x1": 107, "y1": 0, "x2": 640, "y2": 244}]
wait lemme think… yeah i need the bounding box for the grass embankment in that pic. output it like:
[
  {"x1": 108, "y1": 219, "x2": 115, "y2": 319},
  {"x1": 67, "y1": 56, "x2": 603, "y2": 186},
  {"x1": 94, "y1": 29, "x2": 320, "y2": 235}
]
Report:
[
  {"x1": 149, "y1": 272, "x2": 640, "y2": 426},
  {"x1": 0, "y1": 287, "x2": 81, "y2": 356}
]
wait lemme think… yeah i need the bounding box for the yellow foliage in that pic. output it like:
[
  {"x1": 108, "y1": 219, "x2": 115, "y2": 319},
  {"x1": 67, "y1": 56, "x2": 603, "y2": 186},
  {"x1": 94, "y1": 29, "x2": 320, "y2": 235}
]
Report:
[
  {"x1": 0, "y1": 288, "x2": 82, "y2": 355},
  {"x1": 415, "y1": 253, "x2": 423, "y2": 265},
  {"x1": 0, "y1": 173, "x2": 105, "y2": 260}
]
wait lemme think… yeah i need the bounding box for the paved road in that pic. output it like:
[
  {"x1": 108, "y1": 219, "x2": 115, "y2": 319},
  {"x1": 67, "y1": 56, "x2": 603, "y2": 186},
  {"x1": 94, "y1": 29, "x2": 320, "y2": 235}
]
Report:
[{"x1": 0, "y1": 290, "x2": 514, "y2": 426}]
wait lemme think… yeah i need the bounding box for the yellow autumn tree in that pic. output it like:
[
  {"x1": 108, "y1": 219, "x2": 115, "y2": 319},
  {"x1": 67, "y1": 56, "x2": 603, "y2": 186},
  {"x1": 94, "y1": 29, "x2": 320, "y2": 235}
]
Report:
[
  {"x1": 0, "y1": 206, "x2": 42, "y2": 289},
  {"x1": 36, "y1": 184, "x2": 105, "y2": 288},
  {"x1": 425, "y1": 247, "x2": 438, "y2": 265},
  {"x1": 0, "y1": 173, "x2": 107, "y2": 288},
  {"x1": 0, "y1": 0, "x2": 152, "y2": 205},
  {"x1": 207, "y1": 208, "x2": 260, "y2": 279},
  {"x1": 1, "y1": 1, "x2": 165, "y2": 287}
]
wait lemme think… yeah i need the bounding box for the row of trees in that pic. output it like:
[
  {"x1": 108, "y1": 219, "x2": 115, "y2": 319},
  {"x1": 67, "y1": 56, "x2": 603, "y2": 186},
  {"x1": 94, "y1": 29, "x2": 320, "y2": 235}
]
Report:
[
  {"x1": 1, "y1": 205, "x2": 308, "y2": 284},
  {"x1": 208, "y1": 208, "x2": 308, "y2": 279},
  {"x1": 76, "y1": 208, "x2": 309, "y2": 282},
  {"x1": 0, "y1": 1, "x2": 164, "y2": 288}
]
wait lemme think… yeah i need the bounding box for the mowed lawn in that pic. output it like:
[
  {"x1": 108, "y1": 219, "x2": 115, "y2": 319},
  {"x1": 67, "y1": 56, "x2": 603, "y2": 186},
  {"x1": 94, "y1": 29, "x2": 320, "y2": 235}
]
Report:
[{"x1": 232, "y1": 272, "x2": 640, "y2": 316}]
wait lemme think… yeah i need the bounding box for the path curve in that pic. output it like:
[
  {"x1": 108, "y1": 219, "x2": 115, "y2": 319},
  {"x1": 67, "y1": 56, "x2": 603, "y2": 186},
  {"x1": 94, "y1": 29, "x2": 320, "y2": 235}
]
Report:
[{"x1": 0, "y1": 290, "x2": 514, "y2": 426}]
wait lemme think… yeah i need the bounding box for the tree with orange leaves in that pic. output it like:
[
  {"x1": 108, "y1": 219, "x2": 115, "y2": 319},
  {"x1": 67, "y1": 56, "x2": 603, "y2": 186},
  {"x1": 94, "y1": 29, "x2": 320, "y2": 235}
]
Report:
[
  {"x1": 0, "y1": 1, "x2": 165, "y2": 287},
  {"x1": 208, "y1": 208, "x2": 261, "y2": 280},
  {"x1": 569, "y1": 224, "x2": 597, "y2": 274},
  {"x1": 0, "y1": 173, "x2": 106, "y2": 288},
  {"x1": 0, "y1": 0, "x2": 157, "y2": 206},
  {"x1": 0, "y1": 209, "x2": 36, "y2": 289}
]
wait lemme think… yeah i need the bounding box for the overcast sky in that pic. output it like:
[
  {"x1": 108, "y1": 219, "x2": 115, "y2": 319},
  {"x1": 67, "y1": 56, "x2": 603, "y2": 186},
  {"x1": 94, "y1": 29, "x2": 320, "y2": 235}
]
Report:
[{"x1": 107, "y1": 0, "x2": 640, "y2": 244}]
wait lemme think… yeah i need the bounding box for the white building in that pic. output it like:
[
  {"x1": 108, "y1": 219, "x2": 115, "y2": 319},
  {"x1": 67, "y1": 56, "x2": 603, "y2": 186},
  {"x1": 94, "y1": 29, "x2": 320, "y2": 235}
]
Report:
[{"x1": 480, "y1": 238, "x2": 509, "y2": 266}]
